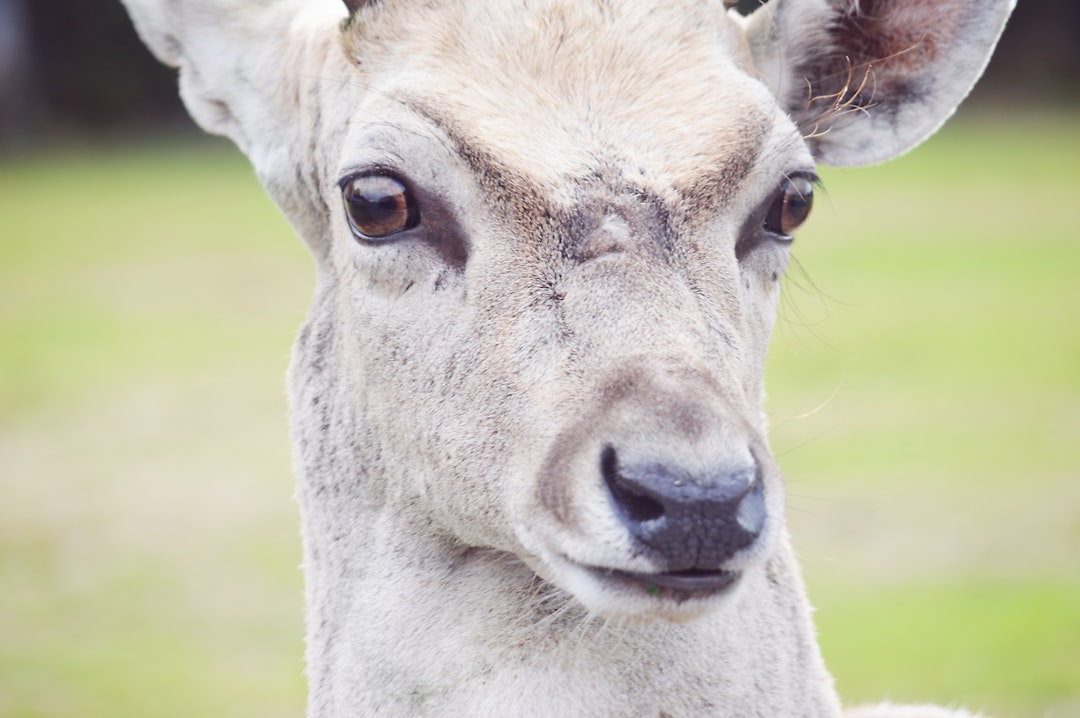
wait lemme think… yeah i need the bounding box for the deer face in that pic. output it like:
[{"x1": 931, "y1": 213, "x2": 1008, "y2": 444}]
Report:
[
  {"x1": 307, "y1": 3, "x2": 819, "y2": 619},
  {"x1": 121, "y1": 0, "x2": 1014, "y2": 621}
]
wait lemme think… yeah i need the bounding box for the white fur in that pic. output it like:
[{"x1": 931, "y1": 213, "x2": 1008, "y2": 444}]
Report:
[{"x1": 119, "y1": 0, "x2": 1014, "y2": 715}]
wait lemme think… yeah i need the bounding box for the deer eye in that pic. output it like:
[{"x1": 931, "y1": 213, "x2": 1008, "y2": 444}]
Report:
[
  {"x1": 764, "y1": 175, "x2": 814, "y2": 238},
  {"x1": 341, "y1": 174, "x2": 419, "y2": 240}
]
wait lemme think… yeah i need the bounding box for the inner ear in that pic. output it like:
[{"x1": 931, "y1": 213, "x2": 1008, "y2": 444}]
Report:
[
  {"x1": 745, "y1": 0, "x2": 1015, "y2": 167},
  {"x1": 794, "y1": 0, "x2": 969, "y2": 135}
]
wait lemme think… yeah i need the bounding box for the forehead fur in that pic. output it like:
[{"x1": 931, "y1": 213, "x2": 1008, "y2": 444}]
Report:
[{"x1": 341, "y1": 0, "x2": 799, "y2": 191}]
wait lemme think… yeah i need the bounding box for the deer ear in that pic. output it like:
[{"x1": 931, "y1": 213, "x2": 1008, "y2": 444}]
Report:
[
  {"x1": 121, "y1": 0, "x2": 345, "y2": 172},
  {"x1": 744, "y1": 0, "x2": 1015, "y2": 167}
]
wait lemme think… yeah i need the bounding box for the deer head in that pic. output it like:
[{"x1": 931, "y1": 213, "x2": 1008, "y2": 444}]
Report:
[{"x1": 122, "y1": 0, "x2": 1013, "y2": 713}]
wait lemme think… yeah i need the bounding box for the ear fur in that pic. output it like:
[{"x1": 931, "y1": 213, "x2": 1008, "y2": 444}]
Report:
[
  {"x1": 744, "y1": 0, "x2": 1015, "y2": 166},
  {"x1": 121, "y1": 0, "x2": 348, "y2": 243},
  {"x1": 121, "y1": 0, "x2": 344, "y2": 165}
]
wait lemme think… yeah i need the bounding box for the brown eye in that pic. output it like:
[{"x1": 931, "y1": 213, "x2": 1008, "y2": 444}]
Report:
[
  {"x1": 764, "y1": 175, "x2": 814, "y2": 238},
  {"x1": 342, "y1": 174, "x2": 419, "y2": 240}
]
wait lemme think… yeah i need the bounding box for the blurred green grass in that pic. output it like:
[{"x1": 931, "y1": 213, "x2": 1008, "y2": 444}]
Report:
[
  {"x1": 769, "y1": 113, "x2": 1080, "y2": 717},
  {"x1": 1, "y1": 114, "x2": 1078, "y2": 717},
  {"x1": 1, "y1": 139, "x2": 311, "y2": 718}
]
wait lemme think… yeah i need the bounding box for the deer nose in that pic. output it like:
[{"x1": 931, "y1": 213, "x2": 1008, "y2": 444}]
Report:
[{"x1": 601, "y1": 445, "x2": 764, "y2": 570}]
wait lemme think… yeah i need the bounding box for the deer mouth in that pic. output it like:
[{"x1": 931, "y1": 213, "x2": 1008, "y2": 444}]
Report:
[
  {"x1": 593, "y1": 566, "x2": 741, "y2": 602},
  {"x1": 515, "y1": 525, "x2": 751, "y2": 616}
]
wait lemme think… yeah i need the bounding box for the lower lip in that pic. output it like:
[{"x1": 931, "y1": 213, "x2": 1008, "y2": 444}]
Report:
[{"x1": 600, "y1": 567, "x2": 741, "y2": 600}]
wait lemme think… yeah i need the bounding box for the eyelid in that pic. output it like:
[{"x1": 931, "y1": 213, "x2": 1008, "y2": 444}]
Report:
[
  {"x1": 337, "y1": 164, "x2": 405, "y2": 190},
  {"x1": 785, "y1": 169, "x2": 822, "y2": 188}
]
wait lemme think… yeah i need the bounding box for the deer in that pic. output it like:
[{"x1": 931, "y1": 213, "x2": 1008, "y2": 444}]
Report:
[{"x1": 120, "y1": 0, "x2": 1014, "y2": 715}]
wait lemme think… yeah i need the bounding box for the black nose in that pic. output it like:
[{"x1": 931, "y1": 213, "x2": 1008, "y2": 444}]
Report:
[{"x1": 601, "y1": 445, "x2": 765, "y2": 570}]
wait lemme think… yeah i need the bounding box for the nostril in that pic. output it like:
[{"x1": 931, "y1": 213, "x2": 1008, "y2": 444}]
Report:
[{"x1": 601, "y1": 446, "x2": 665, "y2": 523}]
